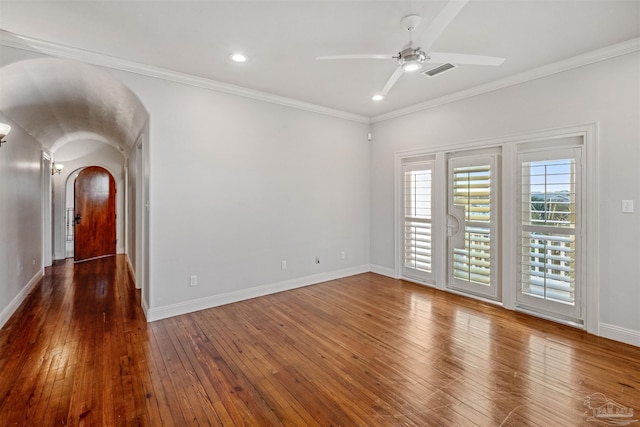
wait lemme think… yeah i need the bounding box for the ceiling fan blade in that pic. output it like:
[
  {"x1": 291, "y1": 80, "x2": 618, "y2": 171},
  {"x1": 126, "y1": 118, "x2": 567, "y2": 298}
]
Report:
[
  {"x1": 316, "y1": 54, "x2": 395, "y2": 60},
  {"x1": 381, "y1": 66, "x2": 405, "y2": 96},
  {"x1": 428, "y1": 52, "x2": 505, "y2": 66},
  {"x1": 418, "y1": 0, "x2": 469, "y2": 52}
]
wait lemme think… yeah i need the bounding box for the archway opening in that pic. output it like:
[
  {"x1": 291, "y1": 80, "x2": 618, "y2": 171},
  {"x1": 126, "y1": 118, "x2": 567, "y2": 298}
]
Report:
[{"x1": 0, "y1": 57, "x2": 151, "y2": 310}]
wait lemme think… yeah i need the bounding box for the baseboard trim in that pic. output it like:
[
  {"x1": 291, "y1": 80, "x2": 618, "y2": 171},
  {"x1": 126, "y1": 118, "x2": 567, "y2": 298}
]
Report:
[
  {"x1": 369, "y1": 264, "x2": 397, "y2": 279},
  {"x1": 0, "y1": 270, "x2": 43, "y2": 328},
  {"x1": 599, "y1": 323, "x2": 640, "y2": 347},
  {"x1": 126, "y1": 256, "x2": 138, "y2": 287},
  {"x1": 141, "y1": 298, "x2": 150, "y2": 321},
  {"x1": 146, "y1": 264, "x2": 370, "y2": 322}
]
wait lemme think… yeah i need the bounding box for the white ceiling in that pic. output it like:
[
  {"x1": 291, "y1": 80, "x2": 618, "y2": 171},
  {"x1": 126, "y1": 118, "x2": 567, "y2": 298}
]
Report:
[{"x1": 1, "y1": 0, "x2": 639, "y2": 120}]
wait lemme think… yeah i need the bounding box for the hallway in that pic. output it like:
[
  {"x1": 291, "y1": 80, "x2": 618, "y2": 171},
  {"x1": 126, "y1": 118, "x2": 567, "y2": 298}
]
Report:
[
  {"x1": 1, "y1": 256, "x2": 639, "y2": 426},
  {"x1": 0, "y1": 256, "x2": 148, "y2": 425}
]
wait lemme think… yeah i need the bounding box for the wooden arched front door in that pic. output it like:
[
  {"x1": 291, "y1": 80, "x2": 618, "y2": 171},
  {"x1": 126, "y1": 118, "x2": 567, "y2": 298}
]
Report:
[{"x1": 74, "y1": 166, "x2": 116, "y2": 262}]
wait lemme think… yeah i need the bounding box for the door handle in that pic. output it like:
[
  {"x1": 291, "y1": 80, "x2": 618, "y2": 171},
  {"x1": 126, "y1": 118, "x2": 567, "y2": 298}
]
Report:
[
  {"x1": 74, "y1": 213, "x2": 81, "y2": 225},
  {"x1": 447, "y1": 206, "x2": 464, "y2": 237},
  {"x1": 447, "y1": 205, "x2": 466, "y2": 251}
]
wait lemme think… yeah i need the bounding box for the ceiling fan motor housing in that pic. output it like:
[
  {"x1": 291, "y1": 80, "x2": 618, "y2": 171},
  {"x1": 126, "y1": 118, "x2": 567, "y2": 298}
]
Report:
[{"x1": 398, "y1": 47, "x2": 427, "y2": 71}]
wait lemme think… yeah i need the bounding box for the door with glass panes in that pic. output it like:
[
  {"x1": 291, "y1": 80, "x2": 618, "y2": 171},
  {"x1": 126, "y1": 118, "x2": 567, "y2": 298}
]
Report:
[{"x1": 447, "y1": 153, "x2": 499, "y2": 299}]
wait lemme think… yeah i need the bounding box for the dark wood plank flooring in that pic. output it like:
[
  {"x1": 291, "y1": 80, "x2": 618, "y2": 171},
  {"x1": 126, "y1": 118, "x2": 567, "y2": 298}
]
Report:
[{"x1": 1, "y1": 255, "x2": 639, "y2": 426}]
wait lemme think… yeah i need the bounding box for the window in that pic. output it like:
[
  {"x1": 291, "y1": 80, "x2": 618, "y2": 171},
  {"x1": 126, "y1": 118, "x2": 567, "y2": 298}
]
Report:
[
  {"x1": 517, "y1": 147, "x2": 582, "y2": 320},
  {"x1": 402, "y1": 162, "x2": 433, "y2": 282}
]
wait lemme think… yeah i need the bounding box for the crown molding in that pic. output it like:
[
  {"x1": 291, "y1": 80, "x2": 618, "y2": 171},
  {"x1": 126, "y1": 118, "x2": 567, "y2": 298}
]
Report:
[
  {"x1": 2, "y1": 30, "x2": 637, "y2": 126},
  {"x1": 371, "y1": 37, "x2": 640, "y2": 123},
  {"x1": 0, "y1": 29, "x2": 370, "y2": 124}
]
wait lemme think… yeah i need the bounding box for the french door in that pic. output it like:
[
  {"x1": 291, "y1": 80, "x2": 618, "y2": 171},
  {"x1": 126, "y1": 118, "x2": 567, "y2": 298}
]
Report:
[
  {"x1": 398, "y1": 130, "x2": 589, "y2": 326},
  {"x1": 447, "y1": 153, "x2": 499, "y2": 299}
]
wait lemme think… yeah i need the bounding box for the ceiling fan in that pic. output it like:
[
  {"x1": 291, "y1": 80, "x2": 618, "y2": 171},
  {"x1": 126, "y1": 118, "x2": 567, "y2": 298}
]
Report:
[{"x1": 316, "y1": 0, "x2": 505, "y2": 99}]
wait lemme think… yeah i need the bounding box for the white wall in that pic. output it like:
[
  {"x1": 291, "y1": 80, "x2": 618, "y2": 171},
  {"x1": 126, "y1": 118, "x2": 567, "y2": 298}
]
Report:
[
  {"x1": 370, "y1": 52, "x2": 640, "y2": 345},
  {"x1": 0, "y1": 114, "x2": 44, "y2": 327},
  {"x1": 108, "y1": 71, "x2": 371, "y2": 319}
]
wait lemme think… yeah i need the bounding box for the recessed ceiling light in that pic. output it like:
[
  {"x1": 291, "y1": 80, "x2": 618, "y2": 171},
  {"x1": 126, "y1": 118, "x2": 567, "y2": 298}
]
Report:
[
  {"x1": 230, "y1": 53, "x2": 247, "y2": 63},
  {"x1": 372, "y1": 95, "x2": 384, "y2": 101}
]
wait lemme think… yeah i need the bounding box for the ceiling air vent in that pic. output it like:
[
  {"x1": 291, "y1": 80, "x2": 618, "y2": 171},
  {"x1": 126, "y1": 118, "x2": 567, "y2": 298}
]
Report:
[{"x1": 422, "y1": 63, "x2": 457, "y2": 78}]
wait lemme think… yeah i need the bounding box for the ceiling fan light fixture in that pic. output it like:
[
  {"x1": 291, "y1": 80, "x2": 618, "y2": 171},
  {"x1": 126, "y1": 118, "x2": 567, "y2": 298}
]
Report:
[
  {"x1": 398, "y1": 47, "x2": 426, "y2": 72},
  {"x1": 402, "y1": 60, "x2": 423, "y2": 72}
]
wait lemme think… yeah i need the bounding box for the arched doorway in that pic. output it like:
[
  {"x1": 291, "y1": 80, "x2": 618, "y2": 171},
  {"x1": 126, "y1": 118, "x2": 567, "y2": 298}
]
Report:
[
  {"x1": 0, "y1": 57, "x2": 151, "y2": 310},
  {"x1": 74, "y1": 166, "x2": 116, "y2": 262}
]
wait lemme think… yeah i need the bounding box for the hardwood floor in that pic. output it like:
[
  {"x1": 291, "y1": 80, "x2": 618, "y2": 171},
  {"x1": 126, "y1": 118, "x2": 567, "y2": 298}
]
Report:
[{"x1": 1, "y1": 256, "x2": 639, "y2": 426}]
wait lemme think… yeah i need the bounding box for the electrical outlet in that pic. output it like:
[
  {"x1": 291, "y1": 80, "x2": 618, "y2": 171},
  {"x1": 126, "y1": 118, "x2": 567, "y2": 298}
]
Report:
[
  {"x1": 315, "y1": 256, "x2": 320, "y2": 264},
  {"x1": 281, "y1": 260, "x2": 287, "y2": 270},
  {"x1": 190, "y1": 275, "x2": 198, "y2": 286}
]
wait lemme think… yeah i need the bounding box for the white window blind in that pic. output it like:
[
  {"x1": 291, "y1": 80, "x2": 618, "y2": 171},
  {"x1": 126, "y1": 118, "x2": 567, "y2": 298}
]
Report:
[
  {"x1": 452, "y1": 164, "x2": 492, "y2": 286},
  {"x1": 402, "y1": 163, "x2": 433, "y2": 280},
  {"x1": 519, "y1": 152, "x2": 580, "y2": 313}
]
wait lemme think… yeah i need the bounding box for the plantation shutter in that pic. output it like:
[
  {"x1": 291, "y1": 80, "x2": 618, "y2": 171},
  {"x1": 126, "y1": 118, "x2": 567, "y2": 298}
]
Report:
[
  {"x1": 517, "y1": 147, "x2": 582, "y2": 319},
  {"x1": 447, "y1": 154, "x2": 498, "y2": 299},
  {"x1": 402, "y1": 162, "x2": 433, "y2": 281}
]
